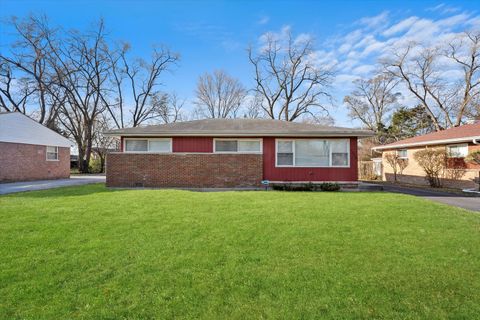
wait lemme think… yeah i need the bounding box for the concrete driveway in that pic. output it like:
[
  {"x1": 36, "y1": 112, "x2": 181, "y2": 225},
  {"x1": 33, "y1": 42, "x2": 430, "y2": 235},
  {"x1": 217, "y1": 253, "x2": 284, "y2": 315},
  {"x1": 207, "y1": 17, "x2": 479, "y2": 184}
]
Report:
[
  {"x1": 0, "y1": 175, "x2": 105, "y2": 195},
  {"x1": 383, "y1": 184, "x2": 480, "y2": 212}
]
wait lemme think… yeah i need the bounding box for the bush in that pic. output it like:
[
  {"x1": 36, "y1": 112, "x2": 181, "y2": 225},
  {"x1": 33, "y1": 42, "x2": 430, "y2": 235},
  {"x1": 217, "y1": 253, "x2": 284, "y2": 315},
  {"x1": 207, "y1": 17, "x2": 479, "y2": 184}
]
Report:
[
  {"x1": 271, "y1": 182, "x2": 340, "y2": 192},
  {"x1": 414, "y1": 149, "x2": 447, "y2": 187},
  {"x1": 88, "y1": 158, "x2": 103, "y2": 174},
  {"x1": 319, "y1": 183, "x2": 341, "y2": 191}
]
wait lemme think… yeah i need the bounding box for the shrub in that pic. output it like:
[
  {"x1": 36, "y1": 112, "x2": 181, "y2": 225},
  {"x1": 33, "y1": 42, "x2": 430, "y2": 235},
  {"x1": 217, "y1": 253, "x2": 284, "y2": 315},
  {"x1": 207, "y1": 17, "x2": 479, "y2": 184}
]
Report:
[
  {"x1": 384, "y1": 152, "x2": 408, "y2": 182},
  {"x1": 88, "y1": 158, "x2": 103, "y2": 174},
  {"x1": 319, "y1": 183, "x2": 341, "y2": 191},
  {"x1": 414, "y1": 149, "x2": 447, "y2": 187},
  {"x1": 466, "y1": 150, "x2": 480, "y2": 191},
  {"x1": 271, "y1": 183, "x2": 340, "y2": 192}
]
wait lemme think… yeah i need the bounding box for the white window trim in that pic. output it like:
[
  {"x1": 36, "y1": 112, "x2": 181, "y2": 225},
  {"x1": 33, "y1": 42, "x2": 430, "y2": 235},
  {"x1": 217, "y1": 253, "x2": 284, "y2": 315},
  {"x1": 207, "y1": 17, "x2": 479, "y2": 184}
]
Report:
[
  {"x1": 123, "y1": 138, "x2": 173, "y2": 153},
  {"x1": 275, "y1": 138, "x2": 350, "y2": 168},
  {"x1": 213, "y1": 138, "x2": 263, "y2": 154},
  {"x1": 46, "y1": 146, "x2": 59, "y2": 161},
  {"x1": 397, "y1": 149, "x2": 408, "y2": 159},
  {"x1": 446, "y1": 143, "x2": 468, "y2": 158}
]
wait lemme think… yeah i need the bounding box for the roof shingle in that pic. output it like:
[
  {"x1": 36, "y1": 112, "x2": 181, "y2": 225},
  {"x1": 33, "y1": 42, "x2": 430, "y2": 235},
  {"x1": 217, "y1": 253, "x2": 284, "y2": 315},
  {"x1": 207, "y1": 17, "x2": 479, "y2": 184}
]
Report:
[
  {"x1": 105, "y1": 118, "x2": 373, "y2": 137},
  {"x1": 374, "y1": 121, "x2": 480, "y2": 150}
]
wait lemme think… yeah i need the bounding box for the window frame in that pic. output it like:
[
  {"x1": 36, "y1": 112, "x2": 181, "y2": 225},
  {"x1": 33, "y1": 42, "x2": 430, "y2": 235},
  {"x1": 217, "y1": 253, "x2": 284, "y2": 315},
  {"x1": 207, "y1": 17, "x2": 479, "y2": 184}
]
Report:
[
  {"x1": 123, "y1": 138, "x2": 172, "y2": 153},
  {"x1": 446, "y1": 143, "x2": 468, "y2": 158},
  {"x1": 213, "y1": 138, "x2": 263, "y2": 154},
  {"x1": 397, "y1": 149, "x2": 408, "y2": 159},
  {"x1": 46, "y1": 146, "x2": 59, "y2": 161},
  {"x1": 275, "y1": 138, "x2": 350, "y2": 168}
]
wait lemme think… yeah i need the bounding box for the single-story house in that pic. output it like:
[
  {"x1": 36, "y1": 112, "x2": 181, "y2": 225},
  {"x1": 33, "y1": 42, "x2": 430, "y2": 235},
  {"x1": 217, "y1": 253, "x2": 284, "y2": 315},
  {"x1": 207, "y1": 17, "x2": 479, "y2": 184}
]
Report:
[
  {"x1": 0, "y1": 112, "x2": 71, "y2": 182},
  {"x1": 372, "y1": 120, "x2": 480, "y2": 189},
  {"x1": 105, "y1": 119, "x2": 373, "y2": 188}
]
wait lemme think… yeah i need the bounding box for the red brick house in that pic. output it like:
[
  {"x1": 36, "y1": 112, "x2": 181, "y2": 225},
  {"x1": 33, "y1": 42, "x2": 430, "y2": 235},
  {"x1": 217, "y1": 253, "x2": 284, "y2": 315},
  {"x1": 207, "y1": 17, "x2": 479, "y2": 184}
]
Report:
[
  {"x1": 105, "y1": 119, "x2": 373, "y2": 188},
  {"x1": 372, "y1": 121, "x2": 480, "y2": 189},
  {"x1": 0, "y1": 112, "x2": 71, "y2": 182}
]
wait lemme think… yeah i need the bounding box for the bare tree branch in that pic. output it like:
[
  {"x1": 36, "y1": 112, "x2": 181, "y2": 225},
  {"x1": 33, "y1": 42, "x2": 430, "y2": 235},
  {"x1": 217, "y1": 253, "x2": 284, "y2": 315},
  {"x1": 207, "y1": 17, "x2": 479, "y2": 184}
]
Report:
[
  {"x1": 194, "y1": 70, "x2": 246, "y2": 118},
  {"x1": 248, "y1": 29, "x2": 333, "y2": 121}
]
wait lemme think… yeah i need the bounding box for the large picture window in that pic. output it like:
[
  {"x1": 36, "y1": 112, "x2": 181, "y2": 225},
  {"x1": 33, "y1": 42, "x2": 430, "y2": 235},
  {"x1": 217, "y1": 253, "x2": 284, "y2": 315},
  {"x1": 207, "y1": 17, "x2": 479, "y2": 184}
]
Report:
[
  {"x1": 214, "y1": 139, "x2": 262, "y2": 153},
  {"x1": 124, "y1": 139, "x2": 171, "y2": 153},
  {"x1": 275, "y1": 139, "x2": 350, "y2": 167}
]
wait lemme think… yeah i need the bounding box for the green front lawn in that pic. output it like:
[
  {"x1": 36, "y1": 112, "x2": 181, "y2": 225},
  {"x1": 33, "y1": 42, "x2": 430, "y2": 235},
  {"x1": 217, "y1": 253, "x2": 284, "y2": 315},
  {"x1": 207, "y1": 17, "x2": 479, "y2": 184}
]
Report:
[{"x1": 1, "y1": 185, "x2": 479, "y2": 319}]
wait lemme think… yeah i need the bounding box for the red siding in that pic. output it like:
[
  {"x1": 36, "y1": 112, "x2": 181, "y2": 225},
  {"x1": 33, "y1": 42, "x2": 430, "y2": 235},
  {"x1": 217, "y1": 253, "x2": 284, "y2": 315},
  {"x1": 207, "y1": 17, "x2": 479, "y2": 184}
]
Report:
[
  {"x1": 173, "y1": 137, "x2": 213, "y2": 152},
  {"x1": 262, "y1": 137, "x2": 358, "y2": 182},
  {"x1": 118, "y1": 135, "x2": 359, "y2": 182}
]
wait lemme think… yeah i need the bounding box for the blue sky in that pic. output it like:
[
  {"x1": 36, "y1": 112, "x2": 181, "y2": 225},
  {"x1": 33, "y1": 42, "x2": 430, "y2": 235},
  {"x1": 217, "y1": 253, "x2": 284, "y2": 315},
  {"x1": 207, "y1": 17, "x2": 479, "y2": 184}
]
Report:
[{"x1": 1, "y1": 0, "x2": 479, "y2": 126}]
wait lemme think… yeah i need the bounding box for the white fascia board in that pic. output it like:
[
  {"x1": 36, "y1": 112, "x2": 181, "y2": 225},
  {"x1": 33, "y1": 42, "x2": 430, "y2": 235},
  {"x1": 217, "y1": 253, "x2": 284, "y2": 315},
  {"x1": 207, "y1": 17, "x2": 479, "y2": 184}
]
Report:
[{"x1": 372, "y1": 136, "x2": 480, "y2": 151}]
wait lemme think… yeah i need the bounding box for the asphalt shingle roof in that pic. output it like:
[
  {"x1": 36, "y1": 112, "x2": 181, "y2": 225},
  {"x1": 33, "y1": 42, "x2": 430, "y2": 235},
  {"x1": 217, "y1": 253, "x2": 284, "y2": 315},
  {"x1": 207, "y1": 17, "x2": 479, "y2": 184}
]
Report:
[
  {"x1": 374, "y1": 121, "x2": 480, "y2": 150},
  {"x1": 105, "y1": 118, "x2": 373, "y2": 137}
]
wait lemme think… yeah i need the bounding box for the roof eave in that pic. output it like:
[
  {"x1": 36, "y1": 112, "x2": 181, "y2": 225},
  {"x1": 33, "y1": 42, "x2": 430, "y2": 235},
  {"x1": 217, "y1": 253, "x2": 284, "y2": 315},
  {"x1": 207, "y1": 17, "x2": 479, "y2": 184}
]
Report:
[
  {"x1": 373, "y1": 136, "x2": 480, "y2": 151},
  {"x1": 104, "y1": 131, "x2": 374, "y2": 138}
]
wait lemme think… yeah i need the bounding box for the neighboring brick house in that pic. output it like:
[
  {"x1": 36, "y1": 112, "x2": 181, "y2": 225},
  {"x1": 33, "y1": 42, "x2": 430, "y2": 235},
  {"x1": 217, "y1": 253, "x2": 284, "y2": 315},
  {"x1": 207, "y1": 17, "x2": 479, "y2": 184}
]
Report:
[
  {"x1": 105, "y1": 119, "x2": 373, "y2": 188},
  {"x1": 0, "y1": 112, "x2": 71, "y2": 182},
  {"x1": 372, "y1": 121, "x2": 480, "y2": 189}
]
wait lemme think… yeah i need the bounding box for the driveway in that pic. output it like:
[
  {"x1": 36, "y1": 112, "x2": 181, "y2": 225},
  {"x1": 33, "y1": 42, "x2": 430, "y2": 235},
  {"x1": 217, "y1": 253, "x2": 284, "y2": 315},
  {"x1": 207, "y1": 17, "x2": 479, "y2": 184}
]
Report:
[
  {"x1": 0, "y1": 175, "x2": 105, "y2": 195},
  {"x1": 383, "y1": 184, "x2": 480, "y2": 212}
]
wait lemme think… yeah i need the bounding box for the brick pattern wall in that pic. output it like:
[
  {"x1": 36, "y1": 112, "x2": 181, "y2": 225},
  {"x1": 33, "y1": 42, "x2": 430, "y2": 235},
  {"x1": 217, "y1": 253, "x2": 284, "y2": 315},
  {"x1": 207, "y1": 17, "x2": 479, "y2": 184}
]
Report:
[
  {"x1": 106, "y1": 153, "x2": 263, "y2": 188},
  {"x1": 382, "y1": 143, "x2": 480, "y2": 189},
  {"x1": 0, "y1": 142, "x2": 70, "y2": 182}
]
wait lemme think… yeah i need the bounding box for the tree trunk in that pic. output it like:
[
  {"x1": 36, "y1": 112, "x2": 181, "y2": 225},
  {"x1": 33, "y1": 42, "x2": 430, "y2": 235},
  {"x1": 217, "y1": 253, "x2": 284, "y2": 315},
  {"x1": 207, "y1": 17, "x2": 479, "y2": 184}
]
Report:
[{"x1": 77, "y1": 146, "x2": 87, "y2": 173}]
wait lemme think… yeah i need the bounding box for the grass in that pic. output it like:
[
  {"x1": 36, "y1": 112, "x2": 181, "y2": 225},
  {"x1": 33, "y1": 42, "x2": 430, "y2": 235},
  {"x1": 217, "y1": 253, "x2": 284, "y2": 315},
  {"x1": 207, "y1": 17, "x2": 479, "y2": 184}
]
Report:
[{"x1": 1, "y1": 184, "x2": 479, "y2": 319}]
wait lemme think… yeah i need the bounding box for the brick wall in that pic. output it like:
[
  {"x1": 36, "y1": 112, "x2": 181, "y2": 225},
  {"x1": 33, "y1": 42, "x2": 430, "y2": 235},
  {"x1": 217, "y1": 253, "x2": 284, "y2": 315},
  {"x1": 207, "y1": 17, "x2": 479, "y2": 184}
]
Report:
[
  {"x1": 0, "y1": 142, "x2": 70, "y2": 182},
  {"x1": 382, "y1": 144, "x2": 480, "y2": 189},
  {"x1": 106, "y1": 153, "x2": 263, "y2": 188}
]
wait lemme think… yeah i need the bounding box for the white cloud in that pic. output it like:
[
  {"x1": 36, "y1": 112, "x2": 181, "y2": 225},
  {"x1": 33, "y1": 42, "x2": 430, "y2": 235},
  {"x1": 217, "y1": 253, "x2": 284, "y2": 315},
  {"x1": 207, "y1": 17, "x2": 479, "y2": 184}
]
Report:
[
  {"x1": 252, "y1": 8, "x2": 479, "y2": 124},
  {"x1": 352, "y1": 64, "x2": 376, "y2": 75},
  {"x1": 309, "y1": 7, "x2": 480, "y2": 119},
  {"x1": 359, "y1": 11, "x2": 389, "y2": 29},
  {"x1": 382, "y1": 17, "x2": 419, "y2": 37},
  {"x1": 258, "y1": 16, "x2": 269, "y2": 25},
  {"x1": 426, "y1": 3, "x2": 460, "y2": 15}
]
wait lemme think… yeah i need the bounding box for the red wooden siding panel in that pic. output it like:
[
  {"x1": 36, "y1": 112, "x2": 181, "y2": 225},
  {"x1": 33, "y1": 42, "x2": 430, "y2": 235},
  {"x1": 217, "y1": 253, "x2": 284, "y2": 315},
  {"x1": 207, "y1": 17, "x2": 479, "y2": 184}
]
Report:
[
  {"x1": 172, "y1": 137, "x2": 213, "y2": 153},
  {"x1": 118, "y1": 135, "x2": 359, "y2": 182},
  {"x1": 262, "y1": 137, "x2": 358, "y2": 182}
]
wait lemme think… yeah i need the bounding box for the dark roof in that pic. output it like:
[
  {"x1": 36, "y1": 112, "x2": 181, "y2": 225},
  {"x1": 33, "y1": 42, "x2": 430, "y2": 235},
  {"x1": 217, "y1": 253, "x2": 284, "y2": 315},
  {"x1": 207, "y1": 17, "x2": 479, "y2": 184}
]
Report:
[
  {"x1": 105, "y1": 118, "x2": 373, "y2": 137},
  {"x1": 373, "y1": 121, "x2": 480, "y2": 150}
]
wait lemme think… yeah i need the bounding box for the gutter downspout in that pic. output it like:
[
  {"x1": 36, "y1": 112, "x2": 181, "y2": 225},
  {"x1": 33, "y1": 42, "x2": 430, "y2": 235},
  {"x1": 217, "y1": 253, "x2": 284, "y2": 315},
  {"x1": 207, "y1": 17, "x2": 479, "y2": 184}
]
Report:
[{"x1": 472, "y1": 138, "x2": 480, "y2": 145}]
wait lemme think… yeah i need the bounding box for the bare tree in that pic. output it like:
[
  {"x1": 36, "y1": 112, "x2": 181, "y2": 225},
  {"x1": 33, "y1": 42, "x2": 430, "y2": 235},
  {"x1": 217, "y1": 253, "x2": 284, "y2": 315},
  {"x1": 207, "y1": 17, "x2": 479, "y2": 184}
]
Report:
[
  {"x1": 44, "y1": 19, "x2": 111, "y2": 173},
  {"x1": 248, "y1": 29, "x2": 333, "y2": 121},
  {"x1": 0, "y1": 16, "x2": 60, "y2": 128},
  {"x1": 194, "y1": 70, "x2": 246, "y2": 119},
  {"x1": 157, "y1": 92, "x2": 185, "y2": 123},
  {"x1": 343, "y1": 73, "x2": 401, "y2": 135},
  {"x1": 446, "y1": 31, "x2": 480, "y2": 124},
  {"x1": 105, "y1": 43, "x2": 179, "y2": 128},
  {"x1": 384, "y1": 31, "x2": 480, "y2": 130},
  {"x1": 92, "y1": 114, "x2": 118, "y2": 173}
]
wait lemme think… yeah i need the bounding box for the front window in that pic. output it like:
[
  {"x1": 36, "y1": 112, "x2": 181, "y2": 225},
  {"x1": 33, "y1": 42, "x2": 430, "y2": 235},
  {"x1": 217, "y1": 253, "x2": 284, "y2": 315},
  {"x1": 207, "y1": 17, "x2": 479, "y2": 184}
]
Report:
[
  {"x1": 447, "y1": 144, "x2": 468, "y2": 158},
  {"x1": 124, "y1": 139, "x2": 171, "y2": 153},
  {"x1": 397, "y1": 149, "x2": 408, "y2": 159},
  {"x1": 276, "y1": 139, "x2": 350, "y2": 167},
  {"x1": 46, "y1": 146, "x2": 58, "y2": 161},
  {"x1": 214, "y1": 139, "x2": 262, "y2": 153},
  {"x1": 277, "y1": 140, "x2": 294, "y2": 165}
]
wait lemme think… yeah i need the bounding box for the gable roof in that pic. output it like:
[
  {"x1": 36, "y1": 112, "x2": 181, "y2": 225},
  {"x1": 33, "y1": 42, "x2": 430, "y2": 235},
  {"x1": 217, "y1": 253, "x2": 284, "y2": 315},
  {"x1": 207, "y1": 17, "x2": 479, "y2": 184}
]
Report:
[
  {"x1": 0, "y1": 112, "x2": 71, "y2": 147},
  {"x1": 105, "y1": 118, "x2": 373, "y2": 137},
  {"x1": 373, "y1": 121, "x2": 480, "y2": 150}
]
